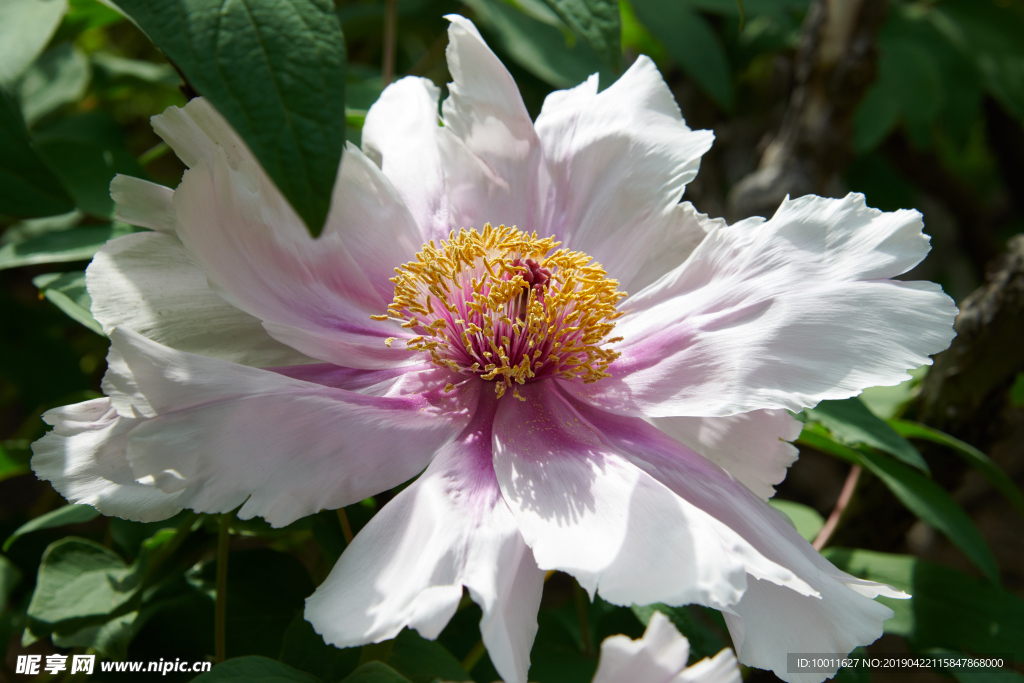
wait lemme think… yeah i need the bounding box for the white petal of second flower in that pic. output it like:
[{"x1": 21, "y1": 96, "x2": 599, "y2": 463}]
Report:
[
  {"x1": 305, "y1": 393, "x2": 544, "y2": 683},
  {"x1": 651, "y1": 410, "x2": 802, "y2": 501},
  {"x1": 104, "y1": 329, "x2": 475, "y2": 527}
]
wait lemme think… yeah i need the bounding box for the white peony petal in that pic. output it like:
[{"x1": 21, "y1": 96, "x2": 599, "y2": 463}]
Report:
[
  {"x1": 566, "y1": 398, "x2": 907, "y2": 683},
  {"x1": 31, "y1": 398, "x2": 182, "y2": 522},
  {"x1": 651, "y1": 410, "x2": 802, "y2": 501},
  {"x1": 87, "y1": 231, "x2": 312, "y2": 368},
  {"x1": 627, "y1": 203, "x2": 724, "y2": 295},
  {"x1": 109, "y1": 175, "x2": 175, "y2": 234},
  {"x1": 103, "y1": 329, "x2": 474, "y2": 527},
  {"x1": 492, "y1": 383, "x2": 814, "y2": 611},
  {"x1": 722, "y1": 577, "x2": 896, "y2": 683},
  {"x1": 439, "y1": 15, "x2": 544, "y2": 234},
  {"x1": 305, "y1": 395, "x2": 544, "y2": 683},
  {"x1": 534, "y1": 56, "x2": 714, "y2": 290},
  {"x1": 151, "y1": 97, "x2": 251, "y2": 171},
  {"x1": 572, "y1": 193, "x2": 958, "y2": 417},
  {"x1": 593, "y1": 611, "x2": 741, "y2": 683},
  {"x1": 362, "y1": 76, "x2": 450, "y2": 244},
  {"x1": 172, "y1": 148, "x2": 417, "y2": 369}
]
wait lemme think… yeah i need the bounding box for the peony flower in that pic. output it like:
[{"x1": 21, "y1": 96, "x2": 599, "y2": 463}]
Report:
[
  {"x1": 32, "y1": 15, "x2": 956, "y2": 683},
  {"x1": 593, "y1": 611, "x2": 740, "y2": 683}
]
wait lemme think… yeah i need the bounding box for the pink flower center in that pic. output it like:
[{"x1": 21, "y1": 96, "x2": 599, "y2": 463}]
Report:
[{"x1": 373, "y1": 224, "x2": 626, "y2": 399}]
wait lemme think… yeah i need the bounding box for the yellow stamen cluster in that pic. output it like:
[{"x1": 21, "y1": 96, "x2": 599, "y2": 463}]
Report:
[{"x1": 373, "y1": 224, "x2": 626, "y2": 399}]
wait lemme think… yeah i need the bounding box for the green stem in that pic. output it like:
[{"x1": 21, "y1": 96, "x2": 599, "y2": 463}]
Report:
[
  {"x1": 138, "y1": 141, "x2": 170, "y2": 166},
  {"x1": 573, "y1": 580, "x2": 593, "y2": 657},
  {"x1": 462, "y1": 639, "x2": 486, "y2": 673},
  {"x1": 215, "y1": 513, "x2": 231, "y2": 663},
  {"x1": 337, "y1": 507, "x2": 354, "y2": 545}
]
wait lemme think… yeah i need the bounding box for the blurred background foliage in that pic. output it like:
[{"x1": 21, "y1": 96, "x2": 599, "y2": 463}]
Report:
[{"x1": 1, "y1": 0, "x2": 1023, "y2": 681}]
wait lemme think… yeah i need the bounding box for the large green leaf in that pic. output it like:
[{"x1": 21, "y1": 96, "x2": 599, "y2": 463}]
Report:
[
  {"x1": 0, "y1": 89, "x2": 75, "y2": 218},
  {"x1": 463, "y1": 0, "x2": 612, "y2": 89},
  {"x1": 890, "y1": 419, "x2": 1024, "y2": 518},
  {"x1": 194, "y1": 656, "x2": 322, "y2": 683},
  {"x1": 113, "y1": 0, "x2": 346, "y2": 237},
  {"x1": 387, "y1": 628, "x2": 471, "y2": 682},
  {"x1": 824, "y1": 549, "x2": 1024, "y2": 659},
  {"x1": 4, "y1": 504, "x2": 99, "y2": 552},
  {"x1": 279, "y1": 615, "x2": 360, "y2": 682},
  {"x1": 0, "y1": 222, "x2": 137, "y2": 270},
  {"x1": 806, "y1": 397, "x2": 929, "y2": 473},
  {"x1": 33, "y1": 271, "x2": 104, "y2": 335},
  {"x1": 341, "y1": 662, "x2": 414, "y2": 683},
  {"x1": 539, "y1": 0, "x2": 622, "y2": 69},
  {"x1": 27, "y1": 537, "x2": 141, "y2": 630},
  {"x1": 856, "y1": 450, "x2": 999, "y2": 584},
  {"x1": 0, "y1": 0, "x2": 68, "y2": 87},
  {"x1": 629, "y1": 0, "x2": 734, "y2": 110}
]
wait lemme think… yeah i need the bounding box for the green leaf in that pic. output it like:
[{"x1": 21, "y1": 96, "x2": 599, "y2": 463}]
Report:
[
  {"x1": 387, "y1": 628, "x2": 471, "y2": 682},
  {"x1": 538, "y1": 0, "x2": 622, "y2": 69},
  {"x1": 33, "y1": 113, "x2": 148, "y2": 218},
  {"x1": 90, "y1": 51, "x2": 179, "y2": 87},
  {"x1": 824, "y1": 548, "x2": 1024, "y2": 659},
  {"x1": 0, "y1": 89, "x2": 75, "y2": 218},
  {"x1": 4, "y1": 504, "x2": 99, "y2": 552},
  {"x1": 0, "y1": 554, "x2": 22, "y2": 611},
  {"x1": 0, "y1": 442, "x2": 29, "y2": 483},
  {"x1": 27, "y1": 537, "x2": 141, "y2": 629},
  {"x1": 18, "y1": 42, "x2": 92, "y2": 127},
  {"x1": 1012, "y1": 373, "x2": 1024, "y2": 407},
  {"x1": 279, "y1": 616, "x2": 360, "y2": 682},
  {"x1": 795, "y1": 422, "x2": 860, "y2": 464},
  {"x1": 0, "y1": 222, "x2": 137, "y2": 270},
  {"x1": 0, "y1": 0, "x2": 68, "y2": 87},
  {"x1": 51, "y1": 610, "x2": 139, "y2": 660},
  {"x1": 856, "y1": 449, "x2": 1000, "y2": 584},
  {"x1": 113, "y1": 0, "x2": 346, "y2": 237},
  {"x1": 463, "y1": 0, "x2": 612, "y2": 89},
  {"x1": 768, "y1": 499, "x2": 825, "y2": 542},
  {"x1": 33, "y1": 271, "x2": 104, "y2": 335},
  {"x1": 341, "y1": 662, "x2": 414, "y2": 683},
  {"x1": 193, "y1": 656, "x2": 322, "y2": 683},
  {"x1": 889, "y1": 419, "x2": 1024, "y2": 518},
  {"x1": 806, "y1": 397, "x2": 929, "y2": 473},
  {"x1": 629, "y1": 0, "x2": 735, "y2": 111},
  {"x1": 945, "y1": 665, "x2": 1024, "y2": 683}
]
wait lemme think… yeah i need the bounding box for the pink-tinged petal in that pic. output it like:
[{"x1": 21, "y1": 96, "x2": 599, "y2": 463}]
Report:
[
  {"x1": 31, "y1": 398, "x2": 182, "y2": 522},
  {"x1": 305, "y1": 393, "x2": 544, "y2": 683},
  {"x1": 87, "y1": 232, "x2": 313, "y2": 368},
  {"x1": 103, "y1": 329, "x2": 474, "y2": 527},
  {"x1": 439, "y1": 15, "x2": 544, "y2": 233},
  {"x1": 565, "y1": 398, "x2": 907, "y2": 683},
  {"x1": 492, "y1": 383, "x2": 813, "y2": 611},
  {"x1": 534, "y1": 57, "x2": 714, "y2": 288},
  {"x1": 109, "y1": 175, "x2": 175, "y2": 234},
  {"x1": 593, "y1": 611, "x2": 741, "y2": 683},
  {"x1": 173, "y1": 148, "x2": 416, "y2": 369},
  {"x1": 651, "y1": 410, "x2": 801, "y2": 501},
  {"x1": 573, "y1": 193, "x2": 958, "y2": 417},
  {"x1": 362, "y1": 76, "x2": 450, "y2": 244},
  {"x1": 267, "y1": 362, "x2": 431, "y2": 394}
]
